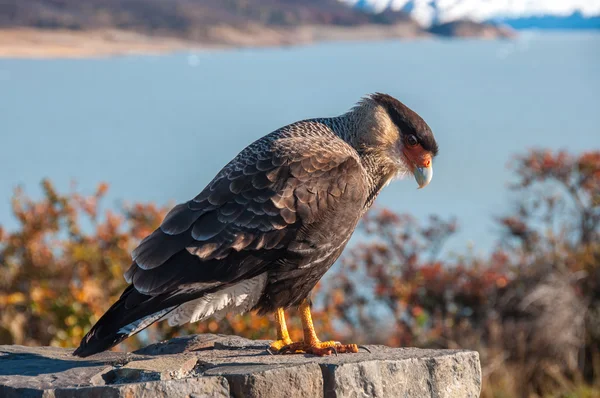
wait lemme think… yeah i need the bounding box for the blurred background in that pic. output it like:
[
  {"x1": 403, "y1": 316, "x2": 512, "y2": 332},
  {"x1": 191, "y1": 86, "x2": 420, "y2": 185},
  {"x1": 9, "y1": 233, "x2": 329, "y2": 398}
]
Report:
[{"x1": 0, "y1": 1, "x2": 599, "y2": 396}]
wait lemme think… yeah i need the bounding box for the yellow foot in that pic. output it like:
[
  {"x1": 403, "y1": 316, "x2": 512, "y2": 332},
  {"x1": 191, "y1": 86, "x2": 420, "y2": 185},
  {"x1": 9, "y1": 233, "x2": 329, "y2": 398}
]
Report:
[
  {"x1": 269, "y1": 337, "x2": 294, "y2": 351},
  {"x1": 276, "y1": 340, "x2": 359, "y2": 356}
]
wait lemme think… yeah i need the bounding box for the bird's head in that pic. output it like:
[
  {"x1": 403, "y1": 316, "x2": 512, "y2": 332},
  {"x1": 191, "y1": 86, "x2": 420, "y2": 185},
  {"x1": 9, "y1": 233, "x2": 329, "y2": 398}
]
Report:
[{"x1": 348, "y1": 93, "x2": 438, "y2": 189}]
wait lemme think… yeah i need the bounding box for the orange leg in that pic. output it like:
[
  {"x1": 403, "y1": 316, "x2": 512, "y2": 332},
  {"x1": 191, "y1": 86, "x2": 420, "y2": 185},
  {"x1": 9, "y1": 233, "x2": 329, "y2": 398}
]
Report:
[
  {"x1": 269, "y1": 307, "x2": 294, "y2": 351},
  {"x1": 276, "y1": 299, "x2": 358, "y2": 356}
]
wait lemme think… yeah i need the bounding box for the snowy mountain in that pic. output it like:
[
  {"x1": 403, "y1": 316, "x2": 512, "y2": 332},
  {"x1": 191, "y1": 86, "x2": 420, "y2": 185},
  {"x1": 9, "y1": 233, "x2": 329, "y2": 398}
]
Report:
[{"x1": 343, "y1": 0, "x2": 600, "y2": 28}]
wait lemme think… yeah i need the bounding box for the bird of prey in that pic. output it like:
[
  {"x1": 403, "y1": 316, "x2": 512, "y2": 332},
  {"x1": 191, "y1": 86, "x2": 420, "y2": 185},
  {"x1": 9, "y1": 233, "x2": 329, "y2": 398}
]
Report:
[{"x1": 74, "y1": 93, "x2": 438, "y2": 357}]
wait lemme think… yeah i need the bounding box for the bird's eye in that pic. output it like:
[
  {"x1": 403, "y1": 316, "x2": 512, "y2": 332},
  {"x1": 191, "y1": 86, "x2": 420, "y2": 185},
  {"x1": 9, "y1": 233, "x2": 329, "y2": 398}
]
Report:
[{"x1": 407, "y1": 135, "x2": 418, "y2": 147}]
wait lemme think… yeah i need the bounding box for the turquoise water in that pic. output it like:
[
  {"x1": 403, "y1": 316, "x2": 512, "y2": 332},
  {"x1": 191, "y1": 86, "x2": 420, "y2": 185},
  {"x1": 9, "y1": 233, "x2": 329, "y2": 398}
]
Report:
[{"x1": 0, "y1": 32, "x2": 598, "y2": 255}]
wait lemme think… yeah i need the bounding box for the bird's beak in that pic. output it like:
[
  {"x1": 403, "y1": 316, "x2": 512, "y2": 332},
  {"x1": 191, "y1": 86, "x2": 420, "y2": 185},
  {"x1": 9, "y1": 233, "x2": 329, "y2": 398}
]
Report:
[
  {"x1": 414, "y1": 163, "x2": 433, "y2": 189},
  {"x1": 403, "y1": 146, "x2": 434, "y2": 189}
]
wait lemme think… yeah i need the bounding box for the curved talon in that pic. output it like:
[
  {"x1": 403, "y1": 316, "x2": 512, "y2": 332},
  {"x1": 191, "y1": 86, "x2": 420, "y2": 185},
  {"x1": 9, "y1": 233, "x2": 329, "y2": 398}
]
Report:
[
  {"x1": 358, "y1": 345, "x2": 372, "y2": 353},
  {"x1": 270, "y1": 302, "x2": 359, "y2": 357}
]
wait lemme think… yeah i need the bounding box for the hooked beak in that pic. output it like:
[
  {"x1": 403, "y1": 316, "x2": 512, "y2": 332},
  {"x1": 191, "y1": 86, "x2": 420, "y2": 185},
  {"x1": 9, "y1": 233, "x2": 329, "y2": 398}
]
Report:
[{"x1": 414, "y1": 163, "x2": 433, "y2": 189}]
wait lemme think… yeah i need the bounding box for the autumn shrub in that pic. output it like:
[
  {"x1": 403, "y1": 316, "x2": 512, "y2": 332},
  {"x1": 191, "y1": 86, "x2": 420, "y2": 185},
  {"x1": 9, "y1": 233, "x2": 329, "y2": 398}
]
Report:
[
  {"x1": 0, "y1": 149, "x2": 598, "y2": 397},
  {"x1": 322, "y1": 149, "x2": 599, "y2": 397}
]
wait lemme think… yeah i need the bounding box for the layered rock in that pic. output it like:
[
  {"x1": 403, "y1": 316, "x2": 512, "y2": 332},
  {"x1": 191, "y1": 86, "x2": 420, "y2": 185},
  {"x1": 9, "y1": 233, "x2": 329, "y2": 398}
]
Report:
[{"x1": 0, "y1": 334, "x2": 481, "y2": 397}]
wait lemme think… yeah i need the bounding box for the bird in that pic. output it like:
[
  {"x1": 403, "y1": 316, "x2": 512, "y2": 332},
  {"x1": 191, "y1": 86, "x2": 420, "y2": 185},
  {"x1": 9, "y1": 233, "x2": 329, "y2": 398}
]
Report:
[{"x1": 73, "y1": 93, "x2": 438, "y2": 357}]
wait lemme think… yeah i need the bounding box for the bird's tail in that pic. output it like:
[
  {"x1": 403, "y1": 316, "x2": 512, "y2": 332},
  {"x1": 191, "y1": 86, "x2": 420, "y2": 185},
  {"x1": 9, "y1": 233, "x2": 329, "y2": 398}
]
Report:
[{"x1": 73, "y1": 285, "x2": 179, "y2": 357}]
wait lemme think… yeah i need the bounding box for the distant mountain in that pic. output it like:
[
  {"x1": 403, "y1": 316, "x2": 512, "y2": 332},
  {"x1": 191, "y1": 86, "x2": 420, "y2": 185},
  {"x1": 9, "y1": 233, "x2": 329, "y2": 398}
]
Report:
[
  {"x1": 0, "y1": 0, "x2": 413, "y2": 36},
  {"x1": 342, "y1": 0, "x2": 600, "y2": 29},
  {"x1": 428, "y1": 20, "x2": 514, "y2": 39},
  {"x1": 0, "y1": 0, "x2": 516, "y2": 53}
]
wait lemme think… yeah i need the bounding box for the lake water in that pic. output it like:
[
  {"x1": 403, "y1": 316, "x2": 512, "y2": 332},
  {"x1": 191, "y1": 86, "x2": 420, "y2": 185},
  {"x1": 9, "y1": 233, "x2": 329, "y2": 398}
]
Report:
[{"x1": 0, "y1": 32, "x2": 598, "y2": 256}]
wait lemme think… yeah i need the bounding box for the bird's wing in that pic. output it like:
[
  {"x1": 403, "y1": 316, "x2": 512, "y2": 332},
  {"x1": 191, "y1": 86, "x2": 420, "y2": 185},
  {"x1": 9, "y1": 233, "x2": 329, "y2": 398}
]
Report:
[
  {"x1": 124, "y1": 130, "x2": 366, "y2": 296},
  {"x1": 74, "y1": 127, "x2": 368, "y2": 357}
]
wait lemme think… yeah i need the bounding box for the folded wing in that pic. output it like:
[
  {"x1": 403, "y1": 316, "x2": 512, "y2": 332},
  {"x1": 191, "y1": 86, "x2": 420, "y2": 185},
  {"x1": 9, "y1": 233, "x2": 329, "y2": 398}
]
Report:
[{"x1": 74, "y1": 129, "x2": 366, "y2": 357}]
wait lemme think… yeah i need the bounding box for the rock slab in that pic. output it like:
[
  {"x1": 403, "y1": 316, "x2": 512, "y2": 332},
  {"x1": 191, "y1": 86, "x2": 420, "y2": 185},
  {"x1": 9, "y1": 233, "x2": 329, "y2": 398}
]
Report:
[{"x1": 0, "y1": 334, "x2": 481, "y2": 397}]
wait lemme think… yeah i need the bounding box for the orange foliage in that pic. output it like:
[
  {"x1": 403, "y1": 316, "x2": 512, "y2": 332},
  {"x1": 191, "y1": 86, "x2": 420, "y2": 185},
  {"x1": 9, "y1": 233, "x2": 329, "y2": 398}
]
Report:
[
  {"x1": 0, "y1": 179, "x2": 334, "y2": 350},
  {"x1": 0, "y1": 149, "x2": 599, "y2": 397},
  {"x1": 322, "y1": 149, "x2": 599, "y2": 396}
]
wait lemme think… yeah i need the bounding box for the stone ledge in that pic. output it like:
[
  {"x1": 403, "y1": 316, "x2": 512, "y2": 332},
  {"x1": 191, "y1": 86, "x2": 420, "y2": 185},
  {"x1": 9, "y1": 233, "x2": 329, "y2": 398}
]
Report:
[{"x1": 0, "y1": 334, "x2": 481, "y2": 398}]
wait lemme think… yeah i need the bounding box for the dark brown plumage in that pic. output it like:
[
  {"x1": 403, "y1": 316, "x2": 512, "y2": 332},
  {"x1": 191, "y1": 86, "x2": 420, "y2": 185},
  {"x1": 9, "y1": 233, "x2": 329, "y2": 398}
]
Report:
[{"x1": 74, "y1": 93, "x2": 438, "y2": 357}]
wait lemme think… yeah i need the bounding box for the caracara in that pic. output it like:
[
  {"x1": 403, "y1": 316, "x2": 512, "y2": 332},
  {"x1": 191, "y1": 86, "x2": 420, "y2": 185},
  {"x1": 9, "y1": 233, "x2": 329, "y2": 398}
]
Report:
[{"x1": 74, "y1": 93, "x2": 438, "y2": 357}]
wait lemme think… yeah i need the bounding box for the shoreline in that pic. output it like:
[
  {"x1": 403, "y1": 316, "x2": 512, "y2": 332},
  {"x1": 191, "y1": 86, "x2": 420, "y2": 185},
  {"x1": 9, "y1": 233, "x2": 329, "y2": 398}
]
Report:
[
  {"x1": 0, "y1": 24, "x2": 431, "y2": 59},
  {"x1": 0, "y1": 29, "x2": 203, "y2": 59}
]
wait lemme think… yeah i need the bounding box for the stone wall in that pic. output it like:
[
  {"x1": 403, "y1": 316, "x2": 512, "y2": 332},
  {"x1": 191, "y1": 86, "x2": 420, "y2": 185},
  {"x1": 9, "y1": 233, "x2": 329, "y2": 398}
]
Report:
[{"x1": 0, "y1": 334, "x2": 481, "y2": 397}]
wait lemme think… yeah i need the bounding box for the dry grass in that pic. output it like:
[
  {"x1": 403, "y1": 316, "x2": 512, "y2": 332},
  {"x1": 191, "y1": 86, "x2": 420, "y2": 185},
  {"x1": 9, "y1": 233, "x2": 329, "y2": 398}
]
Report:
[
  {"x1": 0, "y1": 28, "x2": 199, "y2": 59},
  {"x1": 0, "y1": 24, "x2": 429, "y2": 59}
]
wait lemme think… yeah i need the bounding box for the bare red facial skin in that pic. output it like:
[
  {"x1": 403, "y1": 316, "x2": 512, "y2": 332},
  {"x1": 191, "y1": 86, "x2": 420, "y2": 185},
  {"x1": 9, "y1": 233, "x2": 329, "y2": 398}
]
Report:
[{"x1": 402, "y1": 144, "x2": 432, "y2": 170}]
